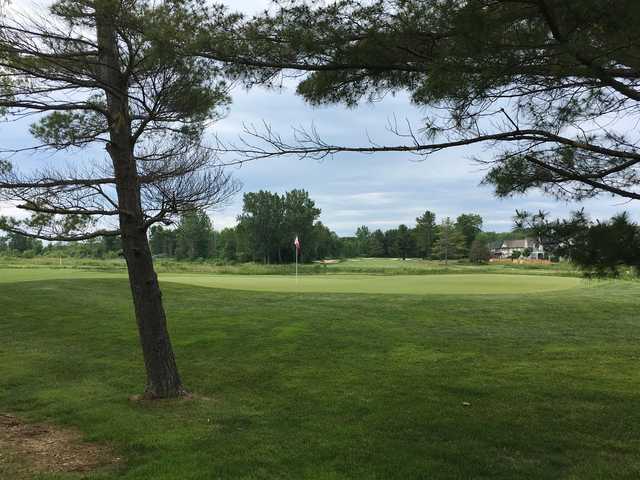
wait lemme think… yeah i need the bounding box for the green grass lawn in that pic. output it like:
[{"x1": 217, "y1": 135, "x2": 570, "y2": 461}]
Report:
[
  {"x1": 160, "y1": 273, "x2": 585, "y2": 295},
  {"x1": 1, "y1": 269, "x2": 640, "y2": 478},
  {"x1": 0, "y1": 268, "x2": 585, "y2": 295}
]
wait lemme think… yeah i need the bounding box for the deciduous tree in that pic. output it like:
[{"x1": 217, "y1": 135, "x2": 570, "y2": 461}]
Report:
[
  {"x1": 175, "y1": 210, "x2": 214, "y2": 260},
  {"x1": 237, "y1": 191, "x2": 285, "y2": 263},
  {"x1": 282, "y1": 189, "x2": 321, "y2": 262}
]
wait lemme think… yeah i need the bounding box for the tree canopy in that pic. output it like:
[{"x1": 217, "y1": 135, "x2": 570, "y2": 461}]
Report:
[
  {"x1": 516, "y1": 209, "x2": 640, "y2": 276},
  {"x1": 205, "y1": 0, "x2": 640, "y2": 204},
  {"x1": 237, "y1": 189, "x2": 322, "y2": 263},
  {"x1": 0, "y1": 0, "x2": 236, "y2": 241}
]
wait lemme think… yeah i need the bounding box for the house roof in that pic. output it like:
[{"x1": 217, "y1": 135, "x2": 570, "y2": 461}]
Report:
[
  {"x1": 503, "y1": 239, "x2": 528, "y2": 248},
  {"x1": 489, "y1": 237, "x2": 542, "y2": 252},
  {"x1": 487, "y1": 240, "x2": 503, "y2": 250}
]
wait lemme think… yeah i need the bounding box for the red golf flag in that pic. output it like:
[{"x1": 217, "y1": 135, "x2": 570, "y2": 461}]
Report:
[{"x1": 294, "y1": 236, "x2": 301, "y2": 252}]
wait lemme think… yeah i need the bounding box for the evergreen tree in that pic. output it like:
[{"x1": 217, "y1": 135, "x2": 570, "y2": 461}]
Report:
[
  {"x1": 415, "y1": 211, "x2": 437, "y2": 259},
  {"x1": 384, "y1": 229, "x2": 399, "y2": 257},
  {"x1": 212, "y1": 0, "x2": 640, "y2": 205},
  {"x1": 355, "y1": 225, "x2": 371, "y2": 257},
  {"x1": 0, "y1": 1, "x2": 239, "y2": 398},
  {"x1": 368, "y1": 229, "x2": 386, "y2": 257},
  {"x1": 516, "y1": 210, "x2": 640, "y2": 277},
  {"x1": 456, "y1": 214, "x2": 483, "y2": 251},
  {"x1": 433, "y1": 218, "x2": 466, "y2": 264},
  {"x1": 395, "y1": 224, "x2": 413, "y2": 260}
]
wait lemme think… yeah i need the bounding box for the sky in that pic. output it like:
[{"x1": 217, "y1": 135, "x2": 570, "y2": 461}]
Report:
[{"x1": 0, "y1": 0, "x2": 637, "y2": 236}]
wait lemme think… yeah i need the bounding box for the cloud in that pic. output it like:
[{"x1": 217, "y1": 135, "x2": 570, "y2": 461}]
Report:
[{"x1": 0, "y1": 200, "x2": 25, "y2": 219}]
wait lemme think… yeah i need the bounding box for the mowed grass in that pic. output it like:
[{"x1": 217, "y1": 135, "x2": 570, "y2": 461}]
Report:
[
  {"x1": 0, "y1": 268, "x2": 584, "y2": 295},
  {"x1": 1, "y1": 270, "x2": 640, "y2": 479},
  {"x1": 161, "y1": 273, "x2": 584, "y2": 295}
]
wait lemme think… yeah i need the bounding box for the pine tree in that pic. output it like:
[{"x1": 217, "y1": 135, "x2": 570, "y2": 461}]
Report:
[
  {"x1": 0, "y1": 1, "x2": 238, "y2": 398},
  {"x1": 433, "y1": 218, "x2": 466, "y2": 264},
  {"x1": 415, "y1": 211, "x2": 436, "y2": 259}
]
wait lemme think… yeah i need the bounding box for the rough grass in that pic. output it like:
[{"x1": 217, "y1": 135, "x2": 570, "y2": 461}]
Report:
[
  {"x1": 0, "y1": 255, "x2": 586, "y2": 277},
  {"x1": 1, "y1": 271, "x2": 639, "y2": 478}
]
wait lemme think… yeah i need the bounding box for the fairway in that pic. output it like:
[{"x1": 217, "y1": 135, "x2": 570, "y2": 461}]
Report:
[
  {"x1": 1, "y1": 269, "x2": 640, "y2": 479},
  {"x1": 0, "y1": 268, "x2": 583, "y2": 295}
]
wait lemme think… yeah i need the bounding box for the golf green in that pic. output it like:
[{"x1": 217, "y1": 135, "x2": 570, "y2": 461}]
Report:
[{"x1": 0, "y1": 268, "x2": 584, "y2": 295}]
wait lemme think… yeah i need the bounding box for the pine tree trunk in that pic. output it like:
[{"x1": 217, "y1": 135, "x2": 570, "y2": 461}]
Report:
[
  {"x1": 120, "y1": 217, "x2": 185, "y2": 398},
  {"x1": 96, "y1": 6, "x2": 185, "y2": 399}
]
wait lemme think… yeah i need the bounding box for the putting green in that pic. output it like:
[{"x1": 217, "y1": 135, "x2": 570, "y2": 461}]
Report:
[
  {"x1": 0, "y1": 268, "x2": 584, "y2": 295},
  {"x1": 161, "y1": 273, "x2": 583, "y2": 295}
]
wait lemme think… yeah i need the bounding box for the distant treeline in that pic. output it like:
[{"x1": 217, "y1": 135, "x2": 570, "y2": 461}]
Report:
[
  {"x1": 0, "y1": 189, "x2": 526, "y2": 263},
  {"x1": 146, "y1": 189, "x2": 525, "y2": 263},
  {"x1": 0, "y1": 231, "x2": 120, "y2": 259},
  {"x1": 4, "y1": 192, "x2": 637, "y2": 277}
]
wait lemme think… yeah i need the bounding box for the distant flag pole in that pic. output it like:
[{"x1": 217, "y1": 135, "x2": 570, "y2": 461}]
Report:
[{"x1": 294, "y1": 235, "x2": 301, "y2": 283}]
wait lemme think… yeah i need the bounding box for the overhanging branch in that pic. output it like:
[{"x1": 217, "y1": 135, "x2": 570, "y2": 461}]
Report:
[{"x1": 0, "y1": 225, "x2": 120, "y2": 242}]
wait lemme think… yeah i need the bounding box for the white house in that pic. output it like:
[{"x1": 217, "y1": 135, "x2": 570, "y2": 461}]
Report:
[{"x1": 491, "y1": 238, "x2": 545, "y2": 259}]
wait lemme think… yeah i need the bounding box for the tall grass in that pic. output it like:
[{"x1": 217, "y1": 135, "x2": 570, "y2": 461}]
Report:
[{"x1": 0, "y1": 255, "x2": 591, "y2": 277}]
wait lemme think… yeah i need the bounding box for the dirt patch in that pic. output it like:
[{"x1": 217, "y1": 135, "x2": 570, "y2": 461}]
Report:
[{"x1": 0, "y1": 413, "x2": 122, "y2": 476}]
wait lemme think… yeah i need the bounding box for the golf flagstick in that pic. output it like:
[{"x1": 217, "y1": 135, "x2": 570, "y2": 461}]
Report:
[{"x1": 294, "y1": 236, "x2": 300, "y2": 284}]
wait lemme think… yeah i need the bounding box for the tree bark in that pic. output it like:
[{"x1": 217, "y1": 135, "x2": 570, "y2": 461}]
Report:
[
  {"x1": 96, "y1": 5, "x2": 185, "y2": 398},
  {"x1": 119, "y1": 215, "x2": 186, "y2": 398}
]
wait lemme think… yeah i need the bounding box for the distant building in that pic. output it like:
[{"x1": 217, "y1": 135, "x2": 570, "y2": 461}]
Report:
[{"x1": 491, "y1": 238, "x2": 545, "y2": 260}]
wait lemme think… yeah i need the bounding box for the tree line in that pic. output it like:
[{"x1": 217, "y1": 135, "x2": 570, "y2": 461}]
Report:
[
  {"x1": 5, "y1": 195, "x2": 637, "y2": 277},
  {"x1": 1, "y1": 188, "x2": 531, "y2": 264},
  {"x1": 147, "y1": 196, "x2": 493, "y2": 263},
  {"x1": 145, "y1": 191, "x2": 497, "y2": 263},
  {"x1": 343, "y1": 213, "x2": 488, "y2": 262}
]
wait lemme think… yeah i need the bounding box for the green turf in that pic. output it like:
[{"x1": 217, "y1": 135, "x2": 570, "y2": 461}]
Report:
[
  {"x1": 0, "y1": 268, "x2": 584, "y2": 295},
  {"x1": 161, "y1": 273, "x2": 585, "y2": 295},
  {"x1": 1, "y1": 270, "x2": 639, "y2": 479}
]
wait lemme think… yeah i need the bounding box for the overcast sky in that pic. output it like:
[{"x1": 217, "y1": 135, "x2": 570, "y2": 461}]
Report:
[{"x1": 1, "y1": 0, "x2": 636, "y2": 236}]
